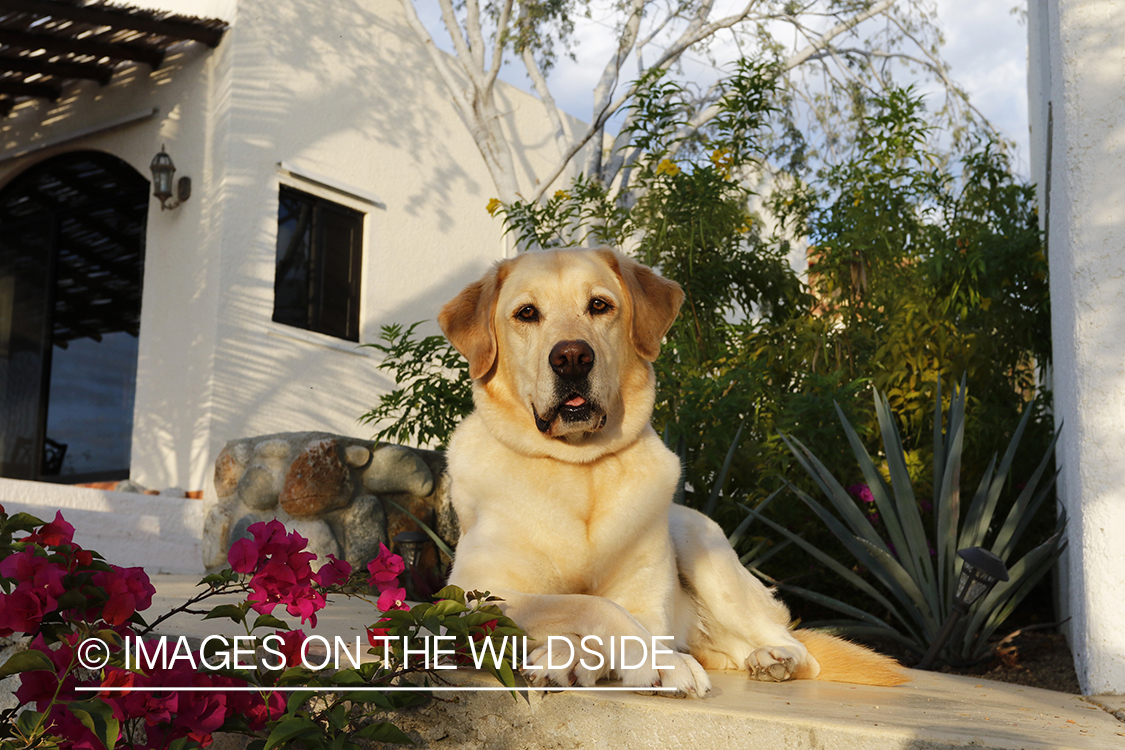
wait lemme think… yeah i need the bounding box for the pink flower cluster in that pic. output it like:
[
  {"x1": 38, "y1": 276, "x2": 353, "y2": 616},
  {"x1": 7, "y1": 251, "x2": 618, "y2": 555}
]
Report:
[
  {"x1": 0, "y1": 510, "x2": 153, "y2": 636},
  {"x1": 15, "y1": 634, "x2": 284, "y2": 750},
  {"x1": 227, "y1": 519, "x2": 352, "y2": 628},
  {"x1": 364, "y1": 544, "x2": 409, "y2": 644}
]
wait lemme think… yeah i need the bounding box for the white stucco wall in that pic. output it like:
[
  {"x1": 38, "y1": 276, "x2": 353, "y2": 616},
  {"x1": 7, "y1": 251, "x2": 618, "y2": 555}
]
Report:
[
  {"x1": 0, "y1": 0, "x2": 571, "y2": 496},
  {"x1": 1028, "y1": 0, "x2": 1125, "y2": 695}
]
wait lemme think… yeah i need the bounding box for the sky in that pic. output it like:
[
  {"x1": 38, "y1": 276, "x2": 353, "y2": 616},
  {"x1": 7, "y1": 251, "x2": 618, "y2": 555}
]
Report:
[{"x1": 418, "y1": 0, "x2": 1032, "y2": 177}]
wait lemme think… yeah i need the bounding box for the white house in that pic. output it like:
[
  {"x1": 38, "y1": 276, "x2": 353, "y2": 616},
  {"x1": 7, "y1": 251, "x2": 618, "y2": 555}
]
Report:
[
  {"x1": 0, "y1": 0, "x2": 561, "y2": 500},
  {"x1": 1027, "y1": 0, "x2": 1125, "y2": 695}
]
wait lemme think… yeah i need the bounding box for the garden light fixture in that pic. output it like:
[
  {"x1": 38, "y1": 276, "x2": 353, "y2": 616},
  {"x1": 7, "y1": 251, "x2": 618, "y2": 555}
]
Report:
[
  {"x1": 393, "y1": 530, "x2": 432, "y2": 601},
  {"x1": 149, "y1": 145, "x2": 191, "y2": 210},
  {"x1": 918, "y1": 546, "x2": 1010, "y2": 670}
]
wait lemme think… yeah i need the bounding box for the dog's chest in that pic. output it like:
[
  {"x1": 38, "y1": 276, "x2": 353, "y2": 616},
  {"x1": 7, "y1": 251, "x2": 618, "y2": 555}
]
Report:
[{"x1": 449, "y1": 418, "x2": 680, "y2": 593}]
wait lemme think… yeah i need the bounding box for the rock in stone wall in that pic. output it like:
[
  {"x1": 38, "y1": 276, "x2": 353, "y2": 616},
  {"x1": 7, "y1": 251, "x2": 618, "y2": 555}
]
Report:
[{"x1": 202, "y1": 433, "x2": 455, "y2": 574}]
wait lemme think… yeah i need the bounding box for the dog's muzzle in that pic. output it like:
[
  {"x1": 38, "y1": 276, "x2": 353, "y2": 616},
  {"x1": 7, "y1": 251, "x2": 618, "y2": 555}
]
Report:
[{"x1": 533, "y1": 340, "x2": 606, "y2": 435}]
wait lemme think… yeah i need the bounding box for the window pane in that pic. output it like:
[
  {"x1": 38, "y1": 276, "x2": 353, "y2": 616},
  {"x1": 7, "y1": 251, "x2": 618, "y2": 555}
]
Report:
[
  {"x1": 317, "y1": 203, "x2": 362, "y2": 341},
  {"x1": 273, "y1": 187, "x2": 314, "y2": 329},
  {"x1": 273, "y1": 186, "x2": 363, "y2": 341},
  {"x1": 43, "y1": 331, "x2": 138, "y2": 477}
]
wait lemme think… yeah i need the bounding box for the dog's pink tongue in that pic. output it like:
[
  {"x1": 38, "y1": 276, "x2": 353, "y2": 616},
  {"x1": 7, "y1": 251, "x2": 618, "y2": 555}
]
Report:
[{"x1": 565, "y1": 395, "x2": 586, "y2": 407}]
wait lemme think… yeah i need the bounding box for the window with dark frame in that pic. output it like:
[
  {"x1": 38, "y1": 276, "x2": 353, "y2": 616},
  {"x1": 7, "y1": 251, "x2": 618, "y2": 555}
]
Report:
[{"x1": 273, "y1": 185, "x2": 364, "y2": 342}]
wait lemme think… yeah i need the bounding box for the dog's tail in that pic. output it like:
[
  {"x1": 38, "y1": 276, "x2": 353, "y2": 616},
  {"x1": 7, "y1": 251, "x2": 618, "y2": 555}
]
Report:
[{"x1": 793, "y1": 629, "x2": 910, "y2": 686}]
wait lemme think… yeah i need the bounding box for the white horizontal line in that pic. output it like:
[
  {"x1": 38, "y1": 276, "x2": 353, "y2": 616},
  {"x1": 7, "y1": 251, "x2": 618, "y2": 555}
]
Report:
[{"x1": 79, "y1": 685, "x2": 678, "y2": 693}]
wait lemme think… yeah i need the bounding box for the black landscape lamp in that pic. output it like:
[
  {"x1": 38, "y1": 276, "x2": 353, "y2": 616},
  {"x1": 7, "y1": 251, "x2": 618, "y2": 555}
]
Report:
[
  {"x1": 393, "y1": 531, "x2": 429, "y2": 570},
  {"x1": 918, "y1": 546, "x2": 1010, "y2": 670},
  {"x1": 393, "y1": 530, "x2": 431, "y2": 600}
]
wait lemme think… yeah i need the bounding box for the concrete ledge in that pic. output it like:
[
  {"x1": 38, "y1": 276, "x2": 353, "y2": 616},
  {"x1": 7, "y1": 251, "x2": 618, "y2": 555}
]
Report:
[
  {"x1": 142, "y1": 576, "x2": 1125, "y2": 750},
  {"x1": 377, "y1": 669, "x2": 1123, "y2": 750},
  {"x1": 0, "y1": 479, "x2": 204, "y2": 574}
]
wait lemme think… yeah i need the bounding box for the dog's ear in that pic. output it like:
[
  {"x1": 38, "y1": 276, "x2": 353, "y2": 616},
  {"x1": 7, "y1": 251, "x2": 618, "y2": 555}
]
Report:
[
  {"x1": 598, "y1": 249, "x2": 684, "y2": 361},
  {"x1": 439, "y1": 262, "x2": 508, "y2": 379}
]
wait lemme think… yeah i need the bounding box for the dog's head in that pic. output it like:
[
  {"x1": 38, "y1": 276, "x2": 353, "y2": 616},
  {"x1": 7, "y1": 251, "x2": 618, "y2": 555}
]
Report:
[{"x1": 439, "y1": 247, "x2": 683, "y2": 457}]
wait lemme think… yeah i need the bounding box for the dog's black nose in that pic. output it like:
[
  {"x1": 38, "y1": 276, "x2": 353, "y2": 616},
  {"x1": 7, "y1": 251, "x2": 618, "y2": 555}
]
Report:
[{"x1": 549, "y1": 340, "x2": 595, "y2": 381}]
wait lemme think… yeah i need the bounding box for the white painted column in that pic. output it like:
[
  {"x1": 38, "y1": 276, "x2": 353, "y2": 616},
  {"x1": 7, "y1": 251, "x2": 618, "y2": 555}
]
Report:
[{"x1": 1030, "y1": 0, "x2": 1125, "y2": 695}]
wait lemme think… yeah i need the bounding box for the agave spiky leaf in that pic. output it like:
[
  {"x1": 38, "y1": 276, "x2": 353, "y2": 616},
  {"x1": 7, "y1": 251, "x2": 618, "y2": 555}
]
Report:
[
  {"x1": 741, "y1": 502, "x2": 926, "y2": 642},
  {"x1": 760, "y1": 380, "x2": 1064, "y2": 667}
]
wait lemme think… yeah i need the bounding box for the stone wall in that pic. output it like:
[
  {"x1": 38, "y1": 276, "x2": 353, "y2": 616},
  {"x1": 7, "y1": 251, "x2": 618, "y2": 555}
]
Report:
[{"x1": 202, "y1": 433, "x2": 457, "y2": 573}]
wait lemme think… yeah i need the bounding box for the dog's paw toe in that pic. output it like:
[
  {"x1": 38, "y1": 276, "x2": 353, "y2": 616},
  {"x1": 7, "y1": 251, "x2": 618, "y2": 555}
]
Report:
[
  {"x1": 747, "y1": 646, "x2": 799, "y2": 682},
  {"x1": 630, "y1": 652, "x2": 710, "y2": 699}
]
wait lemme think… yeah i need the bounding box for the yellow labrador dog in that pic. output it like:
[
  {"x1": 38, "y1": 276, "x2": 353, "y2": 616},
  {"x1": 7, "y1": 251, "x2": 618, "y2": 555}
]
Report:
[{"x1": 438, "y1": 247, "x2": 904, "y2": 697}]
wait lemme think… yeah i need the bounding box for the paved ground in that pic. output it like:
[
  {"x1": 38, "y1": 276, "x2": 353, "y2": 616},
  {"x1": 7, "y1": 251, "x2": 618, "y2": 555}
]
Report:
[{"x1": 147, "y1": 575, "x2": 1125, "y2": 750}]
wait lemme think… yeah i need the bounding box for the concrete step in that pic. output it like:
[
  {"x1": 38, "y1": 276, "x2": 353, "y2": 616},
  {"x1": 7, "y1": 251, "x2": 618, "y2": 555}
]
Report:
[{"x1": 143, "y1": 575, "x2": 1125, "y2": 750}]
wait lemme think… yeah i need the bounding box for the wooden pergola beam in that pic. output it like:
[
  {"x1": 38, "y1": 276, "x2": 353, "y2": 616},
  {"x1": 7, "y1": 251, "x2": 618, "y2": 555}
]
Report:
[
  {"x1": 2, "y1": 0, "x2": 226, "y2": 48},
  {"x1": 0, "y1": 28, "x2": 165, "y2": 68},
  {"x1": 0, "y1": 53, "x2": 114, "y2": 84},
  {"x1": 0, "y1": 79, "x2": 61, "y2": 100}
]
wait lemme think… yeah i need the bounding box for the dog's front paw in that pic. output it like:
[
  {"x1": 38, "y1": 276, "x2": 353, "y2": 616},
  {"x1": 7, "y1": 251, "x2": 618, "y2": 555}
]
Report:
[
  {"x1": 619, "y1": 650, "x2": 710, "y2": 699},
  {"x1": 747, "y1": 645, "x2": 804, "y2": 682},
  {"x1": 522, "y1": 635, "x2": 609, "y2": 688}
]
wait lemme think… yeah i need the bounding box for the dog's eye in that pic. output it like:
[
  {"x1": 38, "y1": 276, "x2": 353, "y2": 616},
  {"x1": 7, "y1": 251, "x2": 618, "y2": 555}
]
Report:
[
  {"x1": 588, "y1": 298, "x2": 612, "y2": 316},
  {"x1": 515, "y1": 305, "x2": 539, "y2": 322}
]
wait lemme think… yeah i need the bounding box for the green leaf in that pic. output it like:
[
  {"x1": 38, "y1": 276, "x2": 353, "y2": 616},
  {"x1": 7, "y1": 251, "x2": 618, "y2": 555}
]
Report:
[
  {"x1": 5, "y1": 512, "x2": 46, "y2": 532},
  {"x1": 70, "y1": 699, "x2": 120, "y2": 750},
  {"x1": 286, "y1": 690, "x2": 316, "y2": 716},
  {"x1": 432, "y1": 585, "x2": 466, "y2": 604},
  {"x1": 354, "y1": 721, "x2": 414, "y2": 745},
  {"x1": 875, "y1": 391, "x2": 937, "y2": 605},
  {"x1": 264, "y1": 717, "x2": 322, "y2": 750},
  {"x1": 429, "y1": 598, "x2": 467, "y2": 618},
  {"x1": 253, "y1": 613, "x2": 291, "y2": 632},
  {"x1": 0, "y1": 648, "x2": 53, "y2": 679},
  {"x1": 741, "y1": 503, "x2": 922, "y2": 641},
  {"x1": 15, "y1": 709, "x2": 44, "y2": 738},
  {"x1": 204, "y1": 603, "x2": 247, "y2": 623},
  {"x1": 832, "y1": 401, "x2": 919, "y2": 584}
]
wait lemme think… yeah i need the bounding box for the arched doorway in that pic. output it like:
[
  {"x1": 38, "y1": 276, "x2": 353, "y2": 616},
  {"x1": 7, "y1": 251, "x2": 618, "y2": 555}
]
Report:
[{"x1": 0, "y1": 151, "x2": 148, "y2": 482}]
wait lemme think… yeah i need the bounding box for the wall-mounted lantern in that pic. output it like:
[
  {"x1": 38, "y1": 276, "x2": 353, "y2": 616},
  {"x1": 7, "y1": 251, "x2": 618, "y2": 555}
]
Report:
[{"x1": 149, "y1": 145, "x2": 191, "y2": 210}]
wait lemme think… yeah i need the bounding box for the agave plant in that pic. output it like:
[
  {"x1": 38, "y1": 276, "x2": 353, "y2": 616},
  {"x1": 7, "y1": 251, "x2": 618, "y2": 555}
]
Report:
[{"x1": 746, "y1": 378, "x2": 1065, "y2": 666}]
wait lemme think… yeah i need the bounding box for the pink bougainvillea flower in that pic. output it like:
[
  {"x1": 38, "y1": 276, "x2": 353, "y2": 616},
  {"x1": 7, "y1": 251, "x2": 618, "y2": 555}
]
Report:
[
  {"x1": 246, "y1": 562, "x2": 298, "y2": 615},
  {"x1": 317, "y1": 554, "x2": 352, "y2": 587},
  {"x1": 366, "y1": 544, "x2": 405, "y2": 590},
  {"x1": 0, "y1": 589, "x2": 48, "y2": 634},
  {"x1": 376, "y1": 586, "x2": 408, "y2": 613},
  {"x1": 366, "y1": 618, "x2": 393, "y2": 649},
  {"x1": 847, "y1": 483, "x2": 875, "y2": 504},
  {"x1": 245, "y1": 690, "x2": 286, "y2": 730},
  {"x1": 249, "y1": 519, "x2": 302, "y2": 559},
  {"x1": 94, "y1": 565, "x2": 156, "y2": 626},
  {"x1": 21, "y1": 510, "x2": 76, "y2": 547},
  {"x1": 267, "y1": 628, "x2": 307, "y2": 670},
  {"x1": 227, "y1": 536, "x2": 260, "y2": 573}
]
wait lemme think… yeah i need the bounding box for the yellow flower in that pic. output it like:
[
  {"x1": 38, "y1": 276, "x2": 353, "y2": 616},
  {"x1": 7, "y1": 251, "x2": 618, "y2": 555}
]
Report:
[
  {"x1": 486, "y1": 198, "x2": 503, "y2": 217},
  {"x1": 554, "y1": 190, "x2": 570, "y2": 201},
  {"x1": 655, "y1": 159, "x2": 680, "y2": 177},
  {"x1": 710, "y1": 147, "x2": 734, "y2": 177}
]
